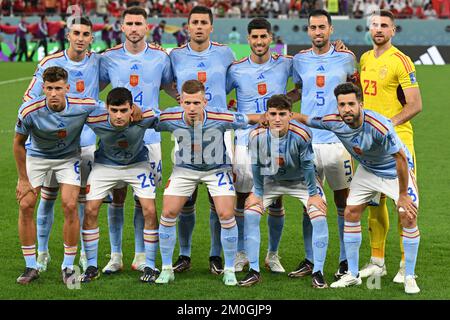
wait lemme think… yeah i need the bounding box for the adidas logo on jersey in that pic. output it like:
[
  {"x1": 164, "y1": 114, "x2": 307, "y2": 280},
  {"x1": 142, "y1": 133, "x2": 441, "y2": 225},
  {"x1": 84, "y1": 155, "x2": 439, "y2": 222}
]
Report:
[
  {"x1": 197, "y1": 62, "x2": 206, "y2": 68},
  {"x1": 74, "y1": 71, "x2": 83, "y2": 77},
  {"x1": 131, "y1": 64, "x2": 139, "y2": 70},
  {"x1": 351, "y1": 137, "x2": 359, "y2": 144},
  {"x1": 257, "y1": 74, "x2": 265, "y2": 80},
  {"x1": 316, "y1": 65, "x2": 325, "y2": 72},
  {"x1": 414, "y1": 46, "x2": 445, "y2": 65},
  {"x1": 57, "y1": 122, "x2": 65, "y2": 128}
]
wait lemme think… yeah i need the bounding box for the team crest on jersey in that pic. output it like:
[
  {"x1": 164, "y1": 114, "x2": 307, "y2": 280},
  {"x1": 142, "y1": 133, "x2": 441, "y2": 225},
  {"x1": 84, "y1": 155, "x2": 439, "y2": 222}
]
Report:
[
  {"x1": 197, "y1": 71, "x2": 207, "y2": 83},
  {"x1": 76, "y1": 80, "x2": 85, "y2": 93},
  {"x1": 130, "y1": 74, "x2": 139, "y2": 87},
  {"x1": 379, "y1": 65, "x2": 388, "y2": 80},
  {"x1": 257, "y1": 83, "x2": 267, "y2": 95},
  {"x1": 276, "y1": 157, "x2": 285, "y2": 167},
  {"x1": 353, "y1": 146, "x2": 363, "y2": 155},
  {"x1": 118, "y1": 140, "x2": 129, "y2": 148},
  {"x1": 57, "y1": 129, "x2": 67, "y2": 139},
  {"x1": 316, "y1": 75, "x2": 325, "y2": 88}
]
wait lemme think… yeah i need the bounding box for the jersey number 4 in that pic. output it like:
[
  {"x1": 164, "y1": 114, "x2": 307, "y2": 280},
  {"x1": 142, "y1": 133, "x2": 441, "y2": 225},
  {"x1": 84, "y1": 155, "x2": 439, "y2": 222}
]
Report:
[{"x1": 363, "y1": 80, "x2": 377, "y2": 96}]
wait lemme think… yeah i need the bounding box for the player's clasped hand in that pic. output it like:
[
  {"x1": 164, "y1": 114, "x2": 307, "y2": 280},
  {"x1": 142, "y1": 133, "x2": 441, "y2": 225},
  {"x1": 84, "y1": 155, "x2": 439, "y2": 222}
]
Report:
[
  {"x1": 397, "y1": 194, "x2": 418, "y2": 220},
  {"x1": 245, "y1": 193, "x2": 263, "y2": 210},
  {"x1": 307, "y1": 194, "x2": 327, "y2": 214},
  {"x1": 130, "y1": 103, "x2": 143, "y2": 122},
  {"x1": 16, "y1": 179, "x2": 37, "y2": 203}
]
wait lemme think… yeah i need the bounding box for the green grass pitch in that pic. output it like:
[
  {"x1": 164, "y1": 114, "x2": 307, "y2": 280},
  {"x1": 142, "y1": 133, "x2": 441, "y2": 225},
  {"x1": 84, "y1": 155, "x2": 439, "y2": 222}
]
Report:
[{"x1": 0, "y1": 63, "x2": 449, "y2": 300}]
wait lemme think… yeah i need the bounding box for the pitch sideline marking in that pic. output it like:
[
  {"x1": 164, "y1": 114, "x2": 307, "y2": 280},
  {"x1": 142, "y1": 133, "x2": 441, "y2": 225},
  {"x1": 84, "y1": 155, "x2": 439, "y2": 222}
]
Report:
[{"x1": 0, "y1": 77, "x2": 32, "y2": 86}]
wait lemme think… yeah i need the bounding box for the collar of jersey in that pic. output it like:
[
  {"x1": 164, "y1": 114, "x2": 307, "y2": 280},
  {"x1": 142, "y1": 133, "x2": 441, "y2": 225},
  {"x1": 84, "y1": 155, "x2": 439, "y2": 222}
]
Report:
[
  {"x1": 63, "y1": 49, "x2": 89, "y2": 64},
  {"x1": 247, "y1": 54, "x2": 273, "y2": 67},
  {"x1": 122, "y1": 43, "x2": 148, "y2": 56},
  {"x1": 310, "y1": 44, "x2": 335, "y2": 57},
  {"x1": 187, "y1": 42, "x2": 212, "y2": 55}
]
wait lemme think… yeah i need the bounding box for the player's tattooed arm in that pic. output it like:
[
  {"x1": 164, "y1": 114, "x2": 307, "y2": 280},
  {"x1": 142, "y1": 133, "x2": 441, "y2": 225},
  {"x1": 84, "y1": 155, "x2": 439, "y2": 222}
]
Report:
[
  {"x1": 286, "y1": 83, "x2": 301, "y2": 103},
  {"x1": 390, "y1": 87, "x2": 422, "y2": 126},
  {"x1": 13, "y1": 133, "x2": 37, "y2": 202},
  {"x1": 247, "y1": 113, "x2": 267, "y2": 126},
  {"x1": 291, "y1": 112, "x2": 309, "y2": 125},
  {"x1": 161, "y1": 82, "x2": 180, "y2": 103},
  {"x1": 393, "y1": 149, "x2": 417, "y2": 220}
]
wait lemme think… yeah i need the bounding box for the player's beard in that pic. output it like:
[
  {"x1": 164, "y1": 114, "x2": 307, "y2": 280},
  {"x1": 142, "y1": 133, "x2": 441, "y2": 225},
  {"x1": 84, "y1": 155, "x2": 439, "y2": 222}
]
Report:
[
  {"x1": 126, "y1": 33, "x2": 145, "y2": 44},
  {"x1": 313, "y1": 37, "x2": 328, "y2": 49},
  {"x1": 252, "y1": 45, "x2": 269, "y2": 57},
  {"x1": 342, "y1": 111, "x2": 361, "y2": 127},
  {"x1": 372, "y1": 34, "x2": 390, "y2": 46}
]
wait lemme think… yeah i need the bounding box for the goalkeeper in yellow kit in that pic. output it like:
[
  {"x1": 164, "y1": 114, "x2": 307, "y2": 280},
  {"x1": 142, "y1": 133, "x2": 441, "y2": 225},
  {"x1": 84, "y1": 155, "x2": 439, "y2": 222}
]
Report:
[{"x1": 359, "y1": 9, "x2": 422, "y2": 283}]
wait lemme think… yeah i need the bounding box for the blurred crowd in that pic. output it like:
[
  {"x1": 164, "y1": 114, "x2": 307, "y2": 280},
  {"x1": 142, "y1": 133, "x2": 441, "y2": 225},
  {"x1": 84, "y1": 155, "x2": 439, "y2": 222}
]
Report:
[{"x1": 1, "y1": 0, "x2": 448, "y2": 19}]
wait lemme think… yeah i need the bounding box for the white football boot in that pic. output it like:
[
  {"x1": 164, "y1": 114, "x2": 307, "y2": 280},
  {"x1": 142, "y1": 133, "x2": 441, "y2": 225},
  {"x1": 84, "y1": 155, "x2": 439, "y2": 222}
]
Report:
[
  {"x1": 102, "y1": 253, "x2": 123, "y2": 274},
  {"x1": 330, "y1": 272, "x2": 362, "y2": 288},
  {"x1": 265, "y1": 251, "x2": 286, "y2": 273}
]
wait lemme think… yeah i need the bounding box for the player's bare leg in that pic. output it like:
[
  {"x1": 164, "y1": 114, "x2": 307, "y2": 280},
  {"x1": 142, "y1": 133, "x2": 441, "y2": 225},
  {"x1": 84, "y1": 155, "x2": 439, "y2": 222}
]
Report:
[
  {"x1": 212, "y1": 195, "x2": 238, "y2": 286},
  {"x1": 156, "y1": 195, "x2": 189, "y2": 284},
  {"x1": 17, "y1": 186, "x2": 40, "y2": 284},
  {"x1": 138, "y1": 197, "x2": 160, "y2": 283}
]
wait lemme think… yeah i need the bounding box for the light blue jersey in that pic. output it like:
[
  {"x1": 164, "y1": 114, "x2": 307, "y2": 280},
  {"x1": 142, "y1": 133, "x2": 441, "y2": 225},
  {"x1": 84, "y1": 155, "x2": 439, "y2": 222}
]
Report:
[
  {"x1": 100, "y1": 43, "x2": 173, "y2": 144},
  {"x1": 249, "y1": 121, "x2": 317, "y2": 198},
  {"x1": 23, "y1": 50, "x2": 101, "y2": 147},
  {"x1": 308, "y1": 110, "x2": 414, "y2": 179},
  {"x1": 170, "y1": 42, "x2": 235, "y2": 110},
  {"x1": 293, "y1": 46, "x2": 356, "y2": 144},
  {"x1": 156, "y1": 106, "x2": 248, "y2": 171},
  {"x1": 226, "y1": 53, "x2": 293, "y2": 145},
  {"x1": 15, "y1": 95, "x2": 99, "y2": 159},
  {"x1": 86, "y1": 109, "x2": 158, "y2": 166}
]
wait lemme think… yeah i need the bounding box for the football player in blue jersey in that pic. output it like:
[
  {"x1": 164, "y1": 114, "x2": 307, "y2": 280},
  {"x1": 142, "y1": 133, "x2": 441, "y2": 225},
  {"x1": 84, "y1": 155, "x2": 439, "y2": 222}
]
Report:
[
  {"x1": 99, "y1": 6, "x2": 176, "y2": 275},
  {"x1": 226, "y1": 18, "x2": 293, "y2": 273},
  {"x1": 22, "y1": 16, "x2": 100, "y2": 273},
  {"x1": 14, "y1": 67, "x2": 100, "y2": 285},
  {"x1": 78, "y1": 88, "x2": 161, "y2": 284},
  {"x1": 294, "y1": 83, "x2": 420, "y2": 294},
  {"x1": 289, "y1": 10, "x2": 358, "y2": 280},
  {"x1": 153, "y1": 80, "x2": 263, "y2": 286},
  {"x1": 242, "y1": 94, "x2": 329, "y2": 288},
  {"x1": 169, "y1": 6, "x2": 236, "y2": 275}
]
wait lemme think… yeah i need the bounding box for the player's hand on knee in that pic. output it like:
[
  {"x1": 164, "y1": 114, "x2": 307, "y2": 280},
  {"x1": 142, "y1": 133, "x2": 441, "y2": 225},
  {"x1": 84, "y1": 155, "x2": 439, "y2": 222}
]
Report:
[
  {"x1": 397, "y1": 194, "x2": 418, "y2": 220},
  {"x1": 16, "y1": 179, "x2": 37, "y2": 203},
  {"x1": 245, "y1": 193, "x2": 263, "y2": 210},
  {"x1": 307, "y1": 194, "x2": 327, "y2": 214}
]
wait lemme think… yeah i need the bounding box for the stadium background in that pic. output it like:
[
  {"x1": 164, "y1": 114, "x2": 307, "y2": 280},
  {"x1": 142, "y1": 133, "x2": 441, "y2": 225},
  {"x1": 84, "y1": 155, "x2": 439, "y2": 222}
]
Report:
[{"x1": 0, "y1": 0, "x2": 450, "y2": 300}]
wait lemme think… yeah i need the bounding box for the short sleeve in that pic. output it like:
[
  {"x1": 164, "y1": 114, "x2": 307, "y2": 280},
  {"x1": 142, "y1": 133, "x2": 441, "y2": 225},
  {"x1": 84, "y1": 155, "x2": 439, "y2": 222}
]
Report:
[{"x1": 396, "y1": 54, "x2": 419, "y2": 90}]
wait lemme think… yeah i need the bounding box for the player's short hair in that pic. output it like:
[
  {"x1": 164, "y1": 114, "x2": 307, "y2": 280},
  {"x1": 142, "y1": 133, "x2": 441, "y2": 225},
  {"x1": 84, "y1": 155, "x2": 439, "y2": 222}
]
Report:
[
  {"x1": 188, "y1": 6, "x2": 213, "y2": 24},
  {"x1": 182, "y1": 80, "x2": 205, "y2": 95},
  {"x1": 247, "y1": 18, "x2": 271, "y2": 34},
  {"x1": 107, "y1": 87, "x2": 133, "y2": 107},
  {"x1": 308, "y1": 9, "x2": 332, "y2": 25},
  {"x1": 67, "y1": 15, "x2": 92, "y2": 30},
  {"x1": 122, "y1": 6, "x2": 148, "y2": 20},
  {"x1": 43, "y1": 66, "x2": 68, "y2": 83},
  {"x1": 372, "y1": 9, "x2": 395, "y2": 23},
  {"x1": 267, "y1": 94, "x2": 292, "y2": 112},
  {"x1": 334, "y1": 82, "x2": 363, "y2": 102}
]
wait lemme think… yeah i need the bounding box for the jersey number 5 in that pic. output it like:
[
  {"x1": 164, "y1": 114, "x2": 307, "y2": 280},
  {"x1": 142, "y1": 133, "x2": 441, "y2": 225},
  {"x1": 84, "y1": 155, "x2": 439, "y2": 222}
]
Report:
[{"x1": 363, "y1": 80, "x2": 377, "y2": 96}]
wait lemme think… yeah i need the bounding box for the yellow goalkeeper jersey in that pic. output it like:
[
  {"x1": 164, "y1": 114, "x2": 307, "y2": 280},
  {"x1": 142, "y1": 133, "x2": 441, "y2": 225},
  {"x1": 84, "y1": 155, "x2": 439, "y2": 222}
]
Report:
[{"x1": 360, "y1": 46, "x2": 419, "y2": 144}]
